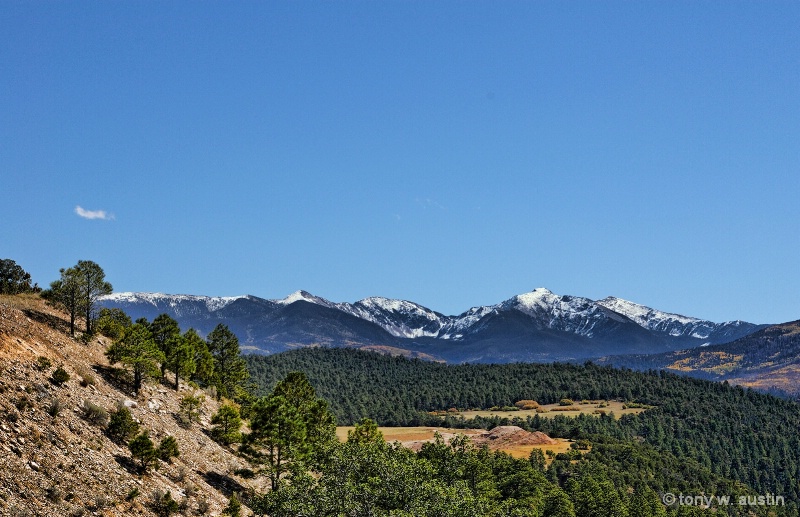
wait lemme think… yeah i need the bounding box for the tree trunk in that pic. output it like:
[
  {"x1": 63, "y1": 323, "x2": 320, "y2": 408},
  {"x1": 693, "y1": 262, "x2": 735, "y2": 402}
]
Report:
[{"x1": 134, "y1": 368, "x2": 142, "y2": 395}]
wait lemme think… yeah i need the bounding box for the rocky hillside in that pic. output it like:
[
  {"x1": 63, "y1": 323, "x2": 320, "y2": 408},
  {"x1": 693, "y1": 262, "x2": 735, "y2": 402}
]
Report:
[{"x1": 0, "y1": 294, "x2": 261, "y2": 516}]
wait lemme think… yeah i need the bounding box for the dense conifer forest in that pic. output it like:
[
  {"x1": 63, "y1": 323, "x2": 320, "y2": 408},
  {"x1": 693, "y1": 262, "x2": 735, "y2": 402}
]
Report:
[{"x1": 246, "y1": 347, "x2": 800, "y2": 514}]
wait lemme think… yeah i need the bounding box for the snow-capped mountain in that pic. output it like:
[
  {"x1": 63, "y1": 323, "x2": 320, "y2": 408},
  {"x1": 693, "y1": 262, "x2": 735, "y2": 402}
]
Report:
[
  {"x1": 98, "y1": 288, "x2": 767, "y2": 362},
  {"x1": 596, "y1": 296, "x2": 762, "y2": 346},
  {"x1": 100, "y1": 292, "x2": 250, "y2": 316}
]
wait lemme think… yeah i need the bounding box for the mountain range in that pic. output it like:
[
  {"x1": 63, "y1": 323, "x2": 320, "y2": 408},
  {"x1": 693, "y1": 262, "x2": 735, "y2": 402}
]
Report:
[{"x1": 99, "y1": 288, "x2": 765, "y2": 363}]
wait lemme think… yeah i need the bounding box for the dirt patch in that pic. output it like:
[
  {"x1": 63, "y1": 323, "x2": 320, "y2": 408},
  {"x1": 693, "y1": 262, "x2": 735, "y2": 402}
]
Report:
[{"x1": 473, "y1": 426, "x2": 558, "y2": 448}]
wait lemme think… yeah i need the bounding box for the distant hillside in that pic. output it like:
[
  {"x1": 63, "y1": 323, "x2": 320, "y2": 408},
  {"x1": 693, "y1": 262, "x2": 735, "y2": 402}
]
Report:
[
  {"x1": 597, "y1": 320, "x2": 800, "y2": 397},
  {"x1": 99, "y1": 288, "x2": 765, "y2": 362},
  {"x1": 0, "y1": 294, "x2": 261, "y2": 516}
]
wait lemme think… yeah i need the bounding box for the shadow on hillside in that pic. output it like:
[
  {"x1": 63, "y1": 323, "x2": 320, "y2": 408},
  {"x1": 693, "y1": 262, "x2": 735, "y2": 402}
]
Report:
[
  {"x1": 23, "y1": 308, "x2": 71, "y2": 335},
  {"x1": 114, "y1": 453, "x2": 140, "y2": 475},
  {"x1": 94, "y1": 365, "x2": 134, "y2": 395},
  {"x1": 200, "y1": 470, "x2": 247, "y2": 498}
]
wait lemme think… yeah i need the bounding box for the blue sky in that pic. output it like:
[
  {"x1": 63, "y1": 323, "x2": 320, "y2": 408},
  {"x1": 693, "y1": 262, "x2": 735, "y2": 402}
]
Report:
[{"x1": 2, "y1": 1, "x2": 798, "y2": 323}]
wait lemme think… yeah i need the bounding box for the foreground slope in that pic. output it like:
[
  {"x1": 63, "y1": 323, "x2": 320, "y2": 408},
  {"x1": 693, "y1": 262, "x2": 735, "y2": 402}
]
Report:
[{"x1": 0, "y1": 294, "x2": 260, "y2": 516}]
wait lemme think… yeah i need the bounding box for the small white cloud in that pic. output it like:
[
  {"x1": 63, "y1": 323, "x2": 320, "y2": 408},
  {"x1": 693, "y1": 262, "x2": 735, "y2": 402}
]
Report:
[
  {"x1": 415, "y1": 198, "x2": 446, "y2": 210},
  {"x1": 75, "y1": 206, "x2": 114, "y2": 221}
]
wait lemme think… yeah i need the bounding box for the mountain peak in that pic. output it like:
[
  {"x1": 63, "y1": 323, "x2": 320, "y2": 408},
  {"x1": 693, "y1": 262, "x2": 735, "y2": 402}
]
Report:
[{"x1": 278, "y1": 290, "x2": 325, "y2": 306}]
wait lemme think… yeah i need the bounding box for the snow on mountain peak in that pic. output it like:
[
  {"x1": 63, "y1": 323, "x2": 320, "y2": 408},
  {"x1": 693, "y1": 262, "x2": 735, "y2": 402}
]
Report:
[
  {"x1": 596, "y1": 297, "x2": 700, "y2": 326},
  {"x1": 596, "y1": 296, "x2": 717, "y2": 338},
  {"x1": 278, "y1": 290, "x2": 329, "y2": 306},
  {"x1": 514, "y1": 288, "x2": 557, "y2": 309},
  {"x1": 101, "y1": 292, "x2": 246, "y2": 312}
]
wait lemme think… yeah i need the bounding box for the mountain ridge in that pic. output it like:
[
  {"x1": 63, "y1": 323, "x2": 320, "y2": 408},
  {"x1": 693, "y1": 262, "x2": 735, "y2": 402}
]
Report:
[{"x1": 100, "y1": 288, "x2": 767, "y2": 363}]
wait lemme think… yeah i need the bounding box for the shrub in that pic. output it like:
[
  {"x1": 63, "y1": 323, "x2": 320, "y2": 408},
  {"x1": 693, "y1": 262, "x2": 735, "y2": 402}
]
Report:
[
  {"x1": 14, "y1": 396, "x2": 32, "y2": 411},
  {"x1": 157, "y1": 435, "x2": 180, "y2": 463},
  {"x1": 106, "y1": 405, "x2": 139, "y2": 444},
  {"x1": 75, "y1": 366, "x2": 95, "y2": 387},
  {"x1": 559, "y1": 398, "x2": 575, "y2": 406},
  {"x1": 93, "y1": 494, "x2": 110, "y2": 510},
  {"x1": 45, "y1": 486, "x2": 63, "y2": 503},
  {"x1": 129, "y1": 431, "x2": 158, "y2": 473},
  {"x1": 82, "y1": 400, "x2": 109, "y2": 427},
  {"x1": 177, "y1": 392, "x2": 204, "y2": 428},
  {"x1": 36, "y1": 356, "x2": 52, "y2": 371},
  {"x1": 51, "y1": 365, "x2": 70, "y2": 387},
  {"x1": 515, "y1": 399, "x2": 540, "y2": 410},
  {"x1": 125, "y1": 487, "x2": 140, "y2": 501},
  {"x1": 46, "y1": 398, "x2": 63, "y2": 418},
  {"x1": 222, "y1": 493, "x2": 242, "y2": 517},
  {"x1": 203, "y1": 385, "x2": 217, "y2": 400},
  {"x1": 150, "y1": 489, "x2": 179, "y2": 517}
]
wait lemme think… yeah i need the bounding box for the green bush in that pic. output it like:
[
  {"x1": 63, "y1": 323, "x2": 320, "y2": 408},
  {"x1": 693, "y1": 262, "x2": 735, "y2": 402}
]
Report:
[
  {"x1": 51, "y1": 365, "x2": 70, "y2": 387},
  {"x1": 106, "y1": 405, "x2": 139, "y2": 444},
  {"x1": 177, "y1": 392, "x2": 204, "y2": 428},
  {"x1": 150, "y1": 489, "x2": 179, "y2": 517},
  {"x1": 157, "y1": 435, "x2": 180, "y2": 463},
  {"x1": 36, "y1": 356, "x2": 52, "y2": 371},
  {"x1": 129, "y1": 432, "x2": 158, "y2": 473}
]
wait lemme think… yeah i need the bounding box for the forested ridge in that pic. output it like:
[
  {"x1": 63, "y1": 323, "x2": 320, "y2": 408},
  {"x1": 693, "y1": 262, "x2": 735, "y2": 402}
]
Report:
[{"x1": 247, "y1": 347, "x2": 800, "y2": 513}]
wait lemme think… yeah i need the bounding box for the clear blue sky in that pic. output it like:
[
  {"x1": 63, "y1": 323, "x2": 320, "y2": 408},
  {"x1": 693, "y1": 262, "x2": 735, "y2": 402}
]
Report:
[{"x1": 2, "y1": 1, "x2": 798, "y2": 324}]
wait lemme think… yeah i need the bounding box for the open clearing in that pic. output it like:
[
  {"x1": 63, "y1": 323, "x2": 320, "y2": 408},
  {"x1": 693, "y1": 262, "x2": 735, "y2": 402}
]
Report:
[
  {"x1": 453, "y1": 400, "x2": 646, "y2": 420},
  {"x1": 336, "y1": 426, "x2": 575, "y2": 460},
  {"x1": 335, "y1": 400, "x2": 649, "y2": 460}
]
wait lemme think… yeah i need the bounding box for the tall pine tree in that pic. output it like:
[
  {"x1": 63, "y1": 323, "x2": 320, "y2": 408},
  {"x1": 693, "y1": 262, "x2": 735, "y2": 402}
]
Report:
[{"x1": 206, "y1": 324, "x2": 249, "y2": 400}]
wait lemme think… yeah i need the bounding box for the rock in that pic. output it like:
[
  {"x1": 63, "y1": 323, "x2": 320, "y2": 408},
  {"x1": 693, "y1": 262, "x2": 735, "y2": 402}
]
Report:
[
  {"x1": 123, "y1": 399, "x2": 138, "y2": 408},
  {"x1": 29, "y1": 461, "x2": 41, "y2": 471}
]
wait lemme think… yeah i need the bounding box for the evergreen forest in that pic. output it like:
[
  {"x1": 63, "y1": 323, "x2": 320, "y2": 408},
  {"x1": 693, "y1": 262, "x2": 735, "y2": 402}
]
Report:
[{"x1": 246, "y1": 347, "x2": 800, "y2": 515}]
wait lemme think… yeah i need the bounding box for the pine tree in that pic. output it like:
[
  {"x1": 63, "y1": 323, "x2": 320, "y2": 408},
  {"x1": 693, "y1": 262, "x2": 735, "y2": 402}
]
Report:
[
  {"x1": 149, "y1": 314, "x2": 181, "y2": 382},
  {"x1": 42, "y1": 266, "x2": 84, "y2": 337},
  {"x1": 74, "y1": 260, "x2": 112, "y2": 334},
  {"x1": 186, "y1": 328, "x2": 215, "y2": 386},
  {"x1": 542, "y1": 487, "x2": 576, "y2": 517},
  {"x1": 206, "y1": 324, "x2": 249, "y2": 400},
  {"x1": 129, "y1": 431, "x2": 158, "y2": 473},
  {"x1": 243, "y1": 372, "x2": 336, "y2": 491},
  {"x1": 211, "y1": 403, "x2": 242, "y2": 445},
  {"x1": 107, "y1": 405, "x2": 140, "y2": 444},
  {"x1": 157, "y1": 435, "x2": 180, "y2": 463},
  {"x1": 106, "y1": 323, "x2": 165, "y2": 394},
  {"x1": 0, "y1": 259, "x2": 35, "y2": 294},
  {"x1": 347, "y1": 418, "x2": 383, "y2": 445}
]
